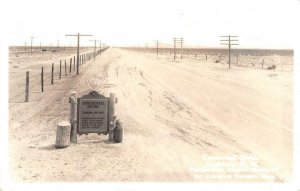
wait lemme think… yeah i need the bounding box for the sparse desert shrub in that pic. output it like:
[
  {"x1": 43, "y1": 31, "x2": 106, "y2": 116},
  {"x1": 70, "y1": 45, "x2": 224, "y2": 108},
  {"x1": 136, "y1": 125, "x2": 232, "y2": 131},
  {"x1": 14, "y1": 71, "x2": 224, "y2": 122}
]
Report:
[
  {"x1": 215, "y1": 60, "x2": 220, "y2": 63},
  {"x1": 267, "y1": 65, "x2": 276, "y2": 70}
]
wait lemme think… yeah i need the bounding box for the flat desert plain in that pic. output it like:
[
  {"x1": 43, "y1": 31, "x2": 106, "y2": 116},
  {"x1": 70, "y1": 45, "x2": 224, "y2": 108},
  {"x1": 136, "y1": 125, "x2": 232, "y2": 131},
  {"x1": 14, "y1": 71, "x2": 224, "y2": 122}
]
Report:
[{"x1": 8, "y1": 47, "x2": 293, "y2": 182}]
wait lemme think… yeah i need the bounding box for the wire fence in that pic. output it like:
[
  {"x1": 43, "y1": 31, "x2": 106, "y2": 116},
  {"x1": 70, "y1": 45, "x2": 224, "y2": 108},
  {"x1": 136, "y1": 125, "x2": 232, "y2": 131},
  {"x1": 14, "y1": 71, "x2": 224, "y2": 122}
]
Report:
[{"x1": 10, "y1": 47, "x2": 109, "y2": 103}]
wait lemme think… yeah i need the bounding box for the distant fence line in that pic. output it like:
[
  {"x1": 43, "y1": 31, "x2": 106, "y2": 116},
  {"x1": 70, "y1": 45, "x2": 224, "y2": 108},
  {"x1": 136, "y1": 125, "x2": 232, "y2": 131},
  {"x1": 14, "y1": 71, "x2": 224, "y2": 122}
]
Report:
[{"x1": 23, "y1": 47, "x2": 109, "y2": 102}]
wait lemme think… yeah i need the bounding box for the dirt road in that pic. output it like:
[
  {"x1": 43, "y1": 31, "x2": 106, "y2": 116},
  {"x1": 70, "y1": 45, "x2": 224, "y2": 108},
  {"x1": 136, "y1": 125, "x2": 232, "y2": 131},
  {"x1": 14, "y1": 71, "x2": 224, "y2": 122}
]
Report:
[{"x1": 9, "y1": 48, "x2": 293, "y2": 182}]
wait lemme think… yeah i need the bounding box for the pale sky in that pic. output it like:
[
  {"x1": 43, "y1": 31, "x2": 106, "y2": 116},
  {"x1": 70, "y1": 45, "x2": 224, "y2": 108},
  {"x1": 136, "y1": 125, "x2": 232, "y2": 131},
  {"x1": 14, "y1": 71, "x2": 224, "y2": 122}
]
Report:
[{"x1": 2, "y1": 0, "x2": 300, "y2": 48}]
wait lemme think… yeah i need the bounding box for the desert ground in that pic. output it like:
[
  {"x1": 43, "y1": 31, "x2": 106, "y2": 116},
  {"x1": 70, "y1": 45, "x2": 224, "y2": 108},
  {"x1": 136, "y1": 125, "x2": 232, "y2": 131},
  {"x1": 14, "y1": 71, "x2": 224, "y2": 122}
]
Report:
[{"x1": 8, "y1": 47, "x2": 293, "y2": 182}]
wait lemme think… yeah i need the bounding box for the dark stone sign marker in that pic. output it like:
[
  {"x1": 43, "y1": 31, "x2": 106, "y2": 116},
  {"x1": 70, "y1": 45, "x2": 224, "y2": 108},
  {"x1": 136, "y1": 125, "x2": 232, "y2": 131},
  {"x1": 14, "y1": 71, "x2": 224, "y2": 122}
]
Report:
[
  {"x1": 68, "y1": 90, "x2": 122, "y2": 144},
  {"x1": 77, "y1": 91, "x2": 109, "y2": 135}
]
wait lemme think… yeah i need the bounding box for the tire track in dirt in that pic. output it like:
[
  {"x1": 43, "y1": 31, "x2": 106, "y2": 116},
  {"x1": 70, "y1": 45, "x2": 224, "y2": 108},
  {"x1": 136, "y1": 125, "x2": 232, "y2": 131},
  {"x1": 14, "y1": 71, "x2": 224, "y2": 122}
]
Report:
[
  {"x1": 104, "y1": 49, "x2": 290, "y2": 182},
  {"x1": 97, "y1": 49, "x2": 260, "y2": 181}
]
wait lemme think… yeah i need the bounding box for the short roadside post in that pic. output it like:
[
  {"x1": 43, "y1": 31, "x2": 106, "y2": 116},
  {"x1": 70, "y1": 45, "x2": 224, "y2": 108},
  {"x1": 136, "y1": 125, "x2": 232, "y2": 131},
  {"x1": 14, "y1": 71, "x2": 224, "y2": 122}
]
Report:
[{"x1": 55, "y1": 121, "x2": 71, "y2": 148}]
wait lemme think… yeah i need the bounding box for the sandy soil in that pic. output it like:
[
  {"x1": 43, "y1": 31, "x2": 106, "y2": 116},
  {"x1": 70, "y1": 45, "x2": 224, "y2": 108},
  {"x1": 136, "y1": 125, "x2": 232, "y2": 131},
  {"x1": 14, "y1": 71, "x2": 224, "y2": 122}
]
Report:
[{"x1": 9, "y1": 48, "x2": 293, "y2": 182}]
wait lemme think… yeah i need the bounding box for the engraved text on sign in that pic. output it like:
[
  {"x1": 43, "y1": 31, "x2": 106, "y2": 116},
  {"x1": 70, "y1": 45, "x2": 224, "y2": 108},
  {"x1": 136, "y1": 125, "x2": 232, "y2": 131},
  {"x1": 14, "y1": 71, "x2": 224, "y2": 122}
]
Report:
[{"x1": 78, "y1": 98, "x2": 108, "y2": 133}]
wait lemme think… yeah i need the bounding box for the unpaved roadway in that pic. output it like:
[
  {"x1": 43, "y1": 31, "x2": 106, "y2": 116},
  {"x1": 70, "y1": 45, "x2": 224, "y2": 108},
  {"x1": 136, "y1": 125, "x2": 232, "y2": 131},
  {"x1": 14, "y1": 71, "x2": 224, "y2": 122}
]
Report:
[{"x1": 9, "y1": 48, "x2": 293, "y2": 182}]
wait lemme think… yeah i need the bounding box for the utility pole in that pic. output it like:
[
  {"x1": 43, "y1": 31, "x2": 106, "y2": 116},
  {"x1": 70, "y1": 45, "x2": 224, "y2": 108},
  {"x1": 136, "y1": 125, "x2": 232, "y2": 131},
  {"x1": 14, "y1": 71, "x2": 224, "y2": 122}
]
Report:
[
  {"x1": 66, "y1": 33, "x2": 92, "y2": 75},
  {"x1": 57, "y1": 40, "x2": 60, "y2": 50},
  {"x1": 89, "y1": 40, "x2": 101, "y2": 60},
  {"x1": 220, "y1": 35, "x2": 239, "y2": 69},
  {"x1": 173, "y1": 38, "x2": 176, "y2": 59},
  {"x1": 180, "y1": 37, "x2": 183, "y2": 59},
  {"x1": 29, "y1": 36, "x2": 34, "y2": 55},
  {"x1": 99, "y1": 41, "x2": 102, "y2": 55},
  {"x1": 154, "y1": 40, "x2": 159, "y2": 55},
  {"x1": 173, "y1": 37, "x2": 184, "y2": 60}
]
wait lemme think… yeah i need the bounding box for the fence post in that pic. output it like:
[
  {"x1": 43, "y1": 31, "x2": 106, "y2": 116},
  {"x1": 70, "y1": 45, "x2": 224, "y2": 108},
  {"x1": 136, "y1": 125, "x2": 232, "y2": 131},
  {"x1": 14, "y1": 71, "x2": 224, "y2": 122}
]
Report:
[
  {"x1": 65, "y1": 60, "x2": 67, "y2": 76},
  {"x1": 74, "y1": 56, "x2": 76, "y2": 70},
  {"x1": 41, "y1": 67, "x2": 44, "y2": 92},
  {"x1": 25, "y1": 71, "x2": 29, "y2": 102},
  {"x1": 69, "y1": 91, "x2": 77, "y2": 143},
  {"x1": 59, "y1": 61, "x2": 62, "y2": 79},
  {"x1": 70, "y1": 58, "x2": 72, "y2": 73},
  {"x1": 51, "y1": 63, "x2": 54, "y2": 84}
]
